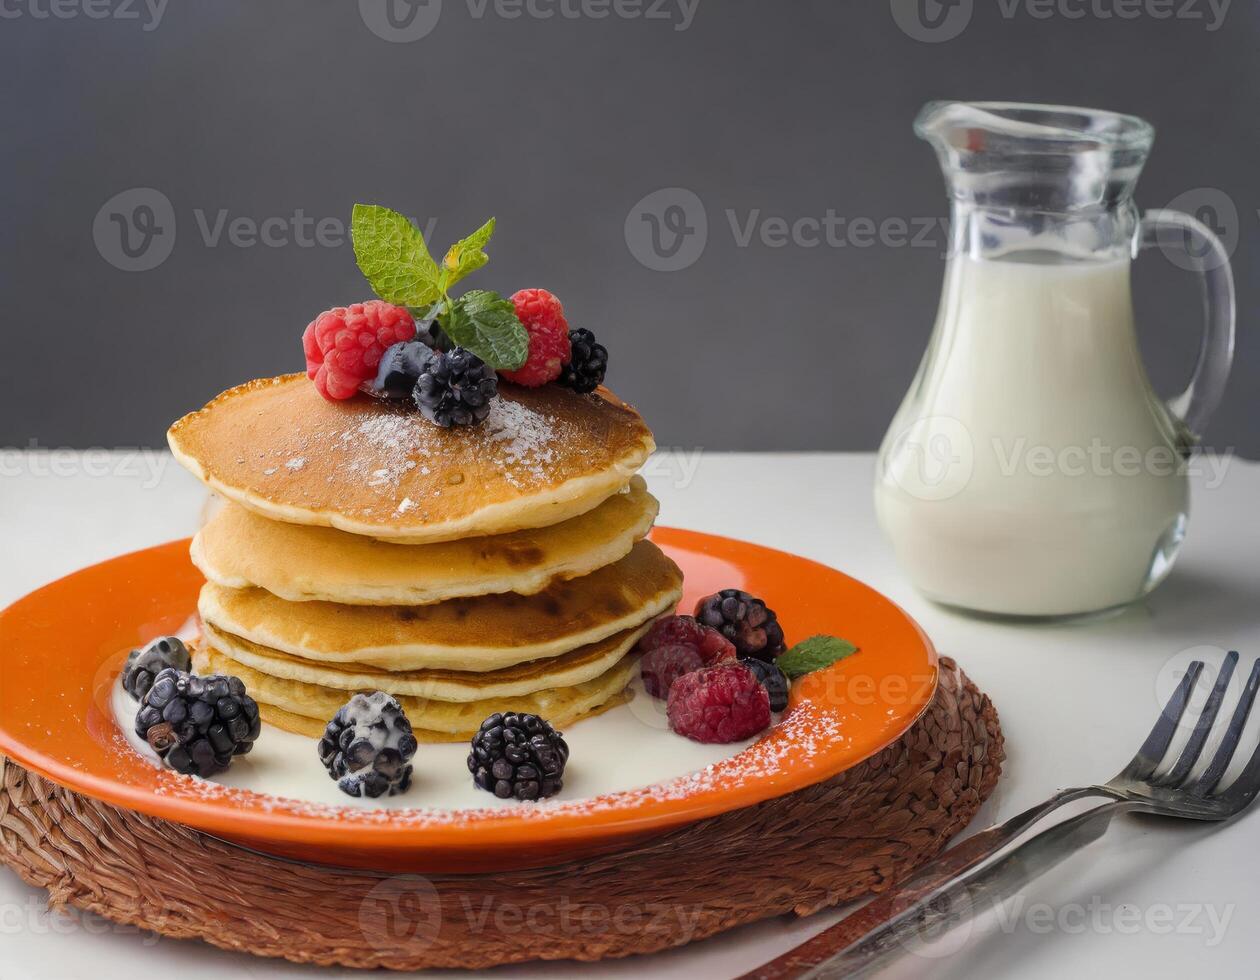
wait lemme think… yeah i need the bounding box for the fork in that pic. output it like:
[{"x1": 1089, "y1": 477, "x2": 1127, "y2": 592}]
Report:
[{"x1": 744, "y1": 652, "x2": 1260, "y2": 980}]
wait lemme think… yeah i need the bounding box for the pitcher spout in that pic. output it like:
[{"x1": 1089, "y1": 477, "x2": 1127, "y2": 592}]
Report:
[{"x1": 915, "y1": 101, "x2": 1154, "y2": 213}]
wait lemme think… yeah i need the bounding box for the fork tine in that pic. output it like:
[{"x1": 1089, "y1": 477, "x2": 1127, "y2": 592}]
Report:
[
  {"x1": 1193, "y1": 655, "x2": 1260, "y2": 796},
  {"x1": 1162, "y1": 651, "x2": 1239, "y2": 786},
  {"x1": 1215, "y1": 713, "x2": 1260, "y2": 811},
  {"x1": 1124, "y1": 660, "x2": 1204, "y2": 781}
]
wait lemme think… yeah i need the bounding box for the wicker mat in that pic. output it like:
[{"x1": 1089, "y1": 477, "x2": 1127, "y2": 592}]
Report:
[{"x1": 0, "y1": 655, "x2": 1001, "y2": 971}]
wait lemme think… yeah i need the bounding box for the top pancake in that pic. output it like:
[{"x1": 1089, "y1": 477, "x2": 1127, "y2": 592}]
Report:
[{"x1": 168, "y1": 374, "x2": 656, "y2": 543}]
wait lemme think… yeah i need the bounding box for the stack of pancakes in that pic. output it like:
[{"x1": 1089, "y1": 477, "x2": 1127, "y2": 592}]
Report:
[{"x1": 167, "y1": 375, "x2": 681, "y2": 742}]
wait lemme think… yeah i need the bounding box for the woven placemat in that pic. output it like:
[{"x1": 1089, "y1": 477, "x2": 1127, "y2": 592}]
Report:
[{"x1": 0, "y1": 655, "x2": 1001, "y2": 971}]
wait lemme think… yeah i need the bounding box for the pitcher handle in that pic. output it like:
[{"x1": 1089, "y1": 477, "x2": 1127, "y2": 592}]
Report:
[{"x1": 1139, "y1": 209, "x2": 1236, "y2": 441}]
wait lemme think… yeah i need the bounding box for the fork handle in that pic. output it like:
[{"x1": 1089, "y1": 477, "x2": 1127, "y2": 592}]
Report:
[{"x1": 740, "y1": 786, "x2": 1107, "y2": 980}]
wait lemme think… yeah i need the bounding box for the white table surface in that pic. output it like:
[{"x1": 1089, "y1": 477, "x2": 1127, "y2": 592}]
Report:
[{"x1": 2, "y1": 450, "x2": 1258, "y2": 980}]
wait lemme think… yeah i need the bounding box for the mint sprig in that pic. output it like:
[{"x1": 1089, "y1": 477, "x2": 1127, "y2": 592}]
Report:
[
  {"x1": 443, "y1": 217, "x2": 495, "y2": 286},
  {"x1": 351, "y1": 206, "x2": 527, "y2": 370},
  {"x1": 351, "y1": 204, "x2": 442, "y2": 308},
  {"x1": 444, "y1": 290, "x2": 529, "y2": 370},
  {"x1": 776, "y1": 635, "x2": 858, "y2": 679}
]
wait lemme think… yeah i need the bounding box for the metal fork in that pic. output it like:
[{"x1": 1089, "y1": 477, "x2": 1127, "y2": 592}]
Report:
[{"x1": 744, "y1": 653, "x2": 1260, "y2": 980}]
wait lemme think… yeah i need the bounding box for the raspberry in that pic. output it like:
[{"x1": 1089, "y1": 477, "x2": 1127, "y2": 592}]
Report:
[
  {"x1": 639, "y1": 644, "x2": 705, "y2": 699},
  {"x1": 302, "y1": 300, "x2": 415, "y2": 401},
  {"x1": 667, "y1": 663, "x2": 772, "y2": 744},
  {"x1": 500, "y1": 288, "x2": 571, "y2": 387},
  {"x1": 639, "y1": 615, "x2": 736, "y2": 667}
]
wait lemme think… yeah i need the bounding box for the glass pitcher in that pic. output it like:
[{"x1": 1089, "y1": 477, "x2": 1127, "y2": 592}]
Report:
[{"x1": 874, "y1": 102, "x2": 1235, "y2": 619}]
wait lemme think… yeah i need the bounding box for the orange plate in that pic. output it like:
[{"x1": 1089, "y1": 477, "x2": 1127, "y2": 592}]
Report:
[{"x1": 0, "y1": 528, "x2": 938, "y2": 872}]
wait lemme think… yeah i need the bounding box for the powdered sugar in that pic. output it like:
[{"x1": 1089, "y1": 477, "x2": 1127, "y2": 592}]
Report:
[{"x1": 484, "y1": 398, "x2": 558, "y2": 487}]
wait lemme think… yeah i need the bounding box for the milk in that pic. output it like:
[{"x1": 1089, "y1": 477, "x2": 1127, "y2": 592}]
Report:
[{"x1": 875, "y1": 254, "x2": 1189, "y2": 617}]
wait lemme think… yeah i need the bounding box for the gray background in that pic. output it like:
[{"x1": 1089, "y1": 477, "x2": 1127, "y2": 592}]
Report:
[{"x1": 1, "y1": 0, "x2": 1255, "y2": 455}]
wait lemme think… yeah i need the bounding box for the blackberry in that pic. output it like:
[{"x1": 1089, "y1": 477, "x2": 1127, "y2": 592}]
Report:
[
  {"x1": 134, "y1": 668, "x2": 261, "y2": 777},
  {"x1": 695, "y1": 589, "x2": 786, "y2": 662},
  {"x1": 369, "y1": 341, "x2": 439, "y2": 400},
  {"x1": 317, "y1": 692, "x2": 418, "y2": 799},
  {"x1": 467, "y1": 712, "x2": 568, "y2": 801},
  {"x1": 413, "y1": 347, "x2": 498, "y2": 427},
  {"x1": 122, "y1": 636, "x2": 192, "y2": 701},
  {"x1": 742, "y1": 657, "x2": 790, "y2": 712},
  {"x1": 557, "y1": 328, "x2": 607, "y2": 394}
]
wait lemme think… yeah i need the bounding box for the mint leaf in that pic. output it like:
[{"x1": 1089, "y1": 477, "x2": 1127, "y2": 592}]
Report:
[
  {"x1": 442, "y1": 217, "x2": 495, "y2": 288},
  {"x1": 443, "y1": 289, "x2": 529, "y2": 370},
  {"x1": 351, "y1": 204, "x2": 442, "y2": 308},
  {"x1": 775, "y1": 635, "x2": 857, "y2": 679}
]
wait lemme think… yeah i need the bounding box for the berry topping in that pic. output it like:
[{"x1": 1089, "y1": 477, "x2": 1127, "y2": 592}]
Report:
[
  {"x1": 122, "y1": 636, "x2": 192, "y2": 701},
  {"x1": 636, "y1": 615, "x2": 737, "y2": 699},
  {"x1": 134, "y1": 668, "x2": 261, "y2": 777},
  {"x1": 639, "y1": 614, "x2": 737, "y2": 665},
  {"x1": 558, "y1": 328, "x2": 608, "y2": 394},
  {"x1": 302, "y1": 300, "x2": 416, "y2": 401},
  {"x1": 413, "y1": 347, "x2": 499, "y2": 427},
  {"x1": 742, "y1": 657, "x2": 790, "y2": 713},
  {"x1": 694, "y1": 589, "x2": 786, "y2": 662},
  {"x1": 467, "y1": 712, "x2": 568, "y2": 801},
  {"x1": 666, "y1": 663, "x2": 772, "y2": 744},
  {"x1": 499, "y1": 288, "x2": 572, "y2": 387},
  {"x1": 368, "y1": 340, "x2": 440, "y2": 400},
  {"x1": 317, "y1": 692, "x2": 418, "y2": 799},
  {"x1": 639, "y1": 644, "x2": 706, "y2": 700}
]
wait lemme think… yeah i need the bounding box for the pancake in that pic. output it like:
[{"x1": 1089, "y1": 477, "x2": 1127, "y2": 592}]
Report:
[
  {"x1": 198, "y1": 539, "x2": 683, "y2": 671},
  {"x1": 168, "y1": 374, "x2": 655, "y2": 543},
  {"x1": 192, "y1": 477, "x2": 659, "y2": 606},
  {"x1": 201, "y1": 618, "x2": 656, "y2": 701},
  {"x1": 193, "y1": 645, "x2": 637, "y2": 743}
]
